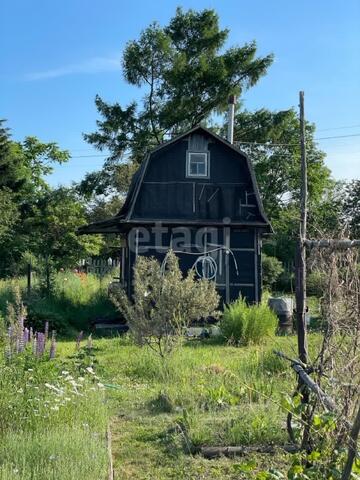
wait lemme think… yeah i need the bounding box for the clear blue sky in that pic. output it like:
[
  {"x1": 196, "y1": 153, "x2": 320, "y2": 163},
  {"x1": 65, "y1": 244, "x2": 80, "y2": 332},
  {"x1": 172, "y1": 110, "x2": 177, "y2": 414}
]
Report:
[{"x1": 1, "y1": 0, "x2": 359, "y2": 185}]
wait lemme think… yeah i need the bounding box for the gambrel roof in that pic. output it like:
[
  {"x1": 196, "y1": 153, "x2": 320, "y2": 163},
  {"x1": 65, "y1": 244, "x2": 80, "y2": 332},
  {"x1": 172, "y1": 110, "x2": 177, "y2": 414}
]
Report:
[{"x1": 79, "y1": 125, "x2": 272, "y2": 234}]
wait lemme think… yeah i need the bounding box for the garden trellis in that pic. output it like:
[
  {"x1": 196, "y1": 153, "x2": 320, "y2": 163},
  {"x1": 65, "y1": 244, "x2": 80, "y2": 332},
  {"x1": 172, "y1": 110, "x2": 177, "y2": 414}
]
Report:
[{"x1": 281, "y1": 92, "x2": 360, "y2": 478}]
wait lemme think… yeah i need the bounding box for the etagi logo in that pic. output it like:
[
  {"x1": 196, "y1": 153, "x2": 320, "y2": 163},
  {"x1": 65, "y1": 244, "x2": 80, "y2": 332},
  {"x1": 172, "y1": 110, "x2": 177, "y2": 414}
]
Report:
[{"x1": 127, "y1": 223, "x2": 224, "y2": 254}]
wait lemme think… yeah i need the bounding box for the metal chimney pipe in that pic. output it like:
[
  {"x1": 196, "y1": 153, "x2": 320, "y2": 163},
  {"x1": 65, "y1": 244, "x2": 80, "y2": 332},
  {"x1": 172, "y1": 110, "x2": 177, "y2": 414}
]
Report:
[{"x1": 227, "y1": 95, "x2": 236, "y2": 144}]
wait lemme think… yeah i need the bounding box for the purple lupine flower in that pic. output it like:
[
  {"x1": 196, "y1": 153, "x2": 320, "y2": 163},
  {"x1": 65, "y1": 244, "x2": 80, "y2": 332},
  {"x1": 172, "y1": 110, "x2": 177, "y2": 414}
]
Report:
[
  {"x1": 49, "y1": 331, "x2": 56, "y2": 359},
  {"x1": 36, "y1": 332, "x2": 45, "y2": 357},
  {"x1": 18, "y1": 329, "x2": 25, "y2": 353},
  {"x1": 8, "y1": 325, "x2": 13, "y2": 343},
  {"x1": 40, "y1": 333, "x2": 46, "y2": 355},
  {"x1": 32, "y1": 334, "x2": 37, "y2": 356},
  {"x1": 44, "y1": 321, "x2": 49, "y2": 342},
  {"x1": 23, "y1": 328, "x2": 29, "y2": 347},
  {"x1": 29, "y1": 327, "x2": 33, "y2": 343},
  {"x1": 76, "y1": 331, "x2": 84, "y2": 350},
  {"x1": 18, "y1": 316, "x2": 24, "y2": 334}
]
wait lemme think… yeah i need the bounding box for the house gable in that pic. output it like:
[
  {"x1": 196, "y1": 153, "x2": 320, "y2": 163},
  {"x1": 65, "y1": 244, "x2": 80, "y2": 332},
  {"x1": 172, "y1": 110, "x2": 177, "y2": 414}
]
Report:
[{"x1": 127, "y1": 126, "x2": 269, "y2": 227}]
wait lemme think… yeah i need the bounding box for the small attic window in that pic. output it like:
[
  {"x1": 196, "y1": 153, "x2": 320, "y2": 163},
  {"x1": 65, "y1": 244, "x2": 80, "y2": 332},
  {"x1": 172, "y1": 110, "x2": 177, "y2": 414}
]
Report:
[{"x1": 186, "y1": 152, "x2": 209, "y2": 177}]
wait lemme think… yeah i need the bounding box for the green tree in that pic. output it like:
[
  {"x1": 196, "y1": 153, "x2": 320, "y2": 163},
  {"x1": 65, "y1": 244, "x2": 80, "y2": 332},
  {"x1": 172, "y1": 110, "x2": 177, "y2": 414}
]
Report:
[
  {"x1": 0, "y1": 189, "x2": 19, "y2": 243},
  {"x1": 261, "y1": 254, "x2": 284, "y2": 290},
  {"x1": 233, "y1": 109, "x2": 341, "y2": 268},
  {"x1": 79, "y1": 7, "x2": 273, "y2": 196},
  {"x1": 0, "y1": 120, "x2": 25, "y2": 243},
  {"x1": 0, "y1": 121, "x2": 101, "y2": 277},
  {"x1": 233, "y1": 108, "x2": 332, "y2": 218},
  {"x1": 0, "y1": 120, "x2": 27, "y2": 192},
  {"x1": 27, "y1": 187, "x2": 103, "y2": 270},
  {"x1": 342, "y1": 179, "x2": 360, "y2": 238}
]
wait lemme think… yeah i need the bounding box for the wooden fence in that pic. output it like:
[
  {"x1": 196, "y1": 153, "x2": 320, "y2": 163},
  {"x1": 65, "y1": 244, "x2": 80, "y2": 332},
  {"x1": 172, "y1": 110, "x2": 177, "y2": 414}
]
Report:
[{"x1": 80, "y1": 257, "x2": 120, "y2": 276}]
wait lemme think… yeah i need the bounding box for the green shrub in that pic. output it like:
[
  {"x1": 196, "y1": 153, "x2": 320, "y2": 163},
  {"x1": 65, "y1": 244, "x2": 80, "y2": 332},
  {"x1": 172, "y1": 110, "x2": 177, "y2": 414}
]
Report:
[
  {"x1": 307, "y1": 270, "x2": 327, "y2": 297},
  {"x1": 112, "y1": 251, "x2": 220, "y2": 358},
  {"x1": 261, "y1": 254, "x2": 284, "y2": 290},
  {"x1": 26, "y1": 301, "x2": 69, "y2": 335},
  {"x1": 219, "y1": 298, "x2": 248, "y2": 344},
  {"x1": 275, "y1": 269, "x2": 295, "y2": 293},
  {"x1": 0, "y1": 271, "x2": 118, "y2": 335},
  {"x1": 220, "y1": 298, "x2": 277, "y2": 346}
]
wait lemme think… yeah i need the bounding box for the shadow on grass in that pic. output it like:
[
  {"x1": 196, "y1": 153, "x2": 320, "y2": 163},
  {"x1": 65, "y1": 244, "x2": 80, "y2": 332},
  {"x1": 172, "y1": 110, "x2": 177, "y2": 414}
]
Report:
[{"x1": 184, "y1": 336, "x2": 226, "y2": 349}]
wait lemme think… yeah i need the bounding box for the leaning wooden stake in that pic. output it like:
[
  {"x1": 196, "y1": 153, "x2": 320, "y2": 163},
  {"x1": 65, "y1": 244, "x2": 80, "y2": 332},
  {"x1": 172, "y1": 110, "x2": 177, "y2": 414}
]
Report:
[
  {"x1": 200, "y1": 444, "x2": 299, "y2": 459},
  {"x1": 341, "y1": 403, "x2": 360, "y2": 480},
  {"x1": 274, "y1": 351, "x2": 336, "y2": 411},
  {"x1": 295, "y1": 90, "x2": 308, "y2": 365}
]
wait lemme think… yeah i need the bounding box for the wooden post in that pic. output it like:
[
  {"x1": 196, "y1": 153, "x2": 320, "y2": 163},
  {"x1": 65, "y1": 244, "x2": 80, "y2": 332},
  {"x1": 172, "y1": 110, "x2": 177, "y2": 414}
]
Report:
[
  {"x1": 27, "y1": 262, "x2": 32, "y2": 295},
  {"x1": 295, "y1": 91, "x2": 308, "y2": 365},
  {"x1": 224, "y1": 227, "x2": 230, "y2": 304},
  {"x1": 341, "y1": 403, "x2": 360, "y2": 480}
]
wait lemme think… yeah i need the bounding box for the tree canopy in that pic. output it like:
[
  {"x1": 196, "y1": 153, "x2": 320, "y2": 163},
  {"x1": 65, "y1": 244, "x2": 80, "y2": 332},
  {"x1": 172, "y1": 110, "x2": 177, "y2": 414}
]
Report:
[
  {"x1": 0, "y1": 121, "x2": 102, "y2": 277},
  {"x1": 233, "y1": 108, "x2": 332, "y2": 215},
  {"x1": 1, "y1": 7, "x2": 354, "y2": 290},
  {"x1": 79, "y1": 7, "x2": 273, "y2": 197}
]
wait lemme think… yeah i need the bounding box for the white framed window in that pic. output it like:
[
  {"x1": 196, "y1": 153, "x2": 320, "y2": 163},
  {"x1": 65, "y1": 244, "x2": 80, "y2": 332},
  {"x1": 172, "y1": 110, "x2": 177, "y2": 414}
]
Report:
[{"x1": 186, "y1": 152, "x2": 209, "y2": 177}]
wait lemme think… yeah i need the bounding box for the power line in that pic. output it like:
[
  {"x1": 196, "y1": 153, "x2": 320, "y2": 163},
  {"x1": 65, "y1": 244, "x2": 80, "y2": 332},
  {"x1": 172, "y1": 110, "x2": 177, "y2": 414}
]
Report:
[
  {"x1": 64, "y1": 133, "x2": 360, "y2": 158},
  {"x1": 317, "y1": 124, "x2": 360, "y2": 132},
  {"x1": 235, "y1": 132, "x2": 360, "y2": 147},
  {"x1": 316, "y1": 133, "x2": 360, "y2": 140},
  {"x1": 69, "y1": 154, "x2": 109, "y2": 159}
]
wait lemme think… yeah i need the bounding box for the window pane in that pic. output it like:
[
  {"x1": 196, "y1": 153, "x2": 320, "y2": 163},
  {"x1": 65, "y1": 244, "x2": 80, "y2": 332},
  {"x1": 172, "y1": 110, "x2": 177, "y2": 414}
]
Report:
[
  {"x1": 188, "y1": 153, "x2": 207, "y2": 176},
  {"x1": 191, "y1": 153, "x2": 206, "y2": 163},
  {"x1": 190, "y1": 162, "x2": 198, "y2": 175},
  {"x1": 197, "y1": 162, "x2": 206, "y2": 175}
]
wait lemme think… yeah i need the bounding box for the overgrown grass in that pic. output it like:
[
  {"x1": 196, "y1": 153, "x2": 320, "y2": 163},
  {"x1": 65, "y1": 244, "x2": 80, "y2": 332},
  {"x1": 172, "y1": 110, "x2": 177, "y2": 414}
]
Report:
[
  {"x1": 0, "y1": 343, "x2": 109, "y2": 479},
  {"x1": 220, "y1": 298, "x2": 278, "y2": 345},
  {"x1": 90, "y1": 334, "x2": 322, "y2": 479},
  {"x1": 0, "y1": 275, "x2": 325, "y2": 478},
  {"x1": 0, "y1": 427, "x2": 108, "y2": 480},
  {"x1": 0, "y1": 271, "x2": 117, "y2": 335},
  {"x1": 0, "y1": 330, "x2": 322, "y2": 479}
]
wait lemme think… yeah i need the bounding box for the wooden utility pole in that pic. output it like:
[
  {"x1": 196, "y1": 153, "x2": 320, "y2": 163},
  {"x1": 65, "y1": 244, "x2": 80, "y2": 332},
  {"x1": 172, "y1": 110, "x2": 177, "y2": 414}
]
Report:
[{"x1": 295, "y1": 91, "x2": 308, "y2": 365}]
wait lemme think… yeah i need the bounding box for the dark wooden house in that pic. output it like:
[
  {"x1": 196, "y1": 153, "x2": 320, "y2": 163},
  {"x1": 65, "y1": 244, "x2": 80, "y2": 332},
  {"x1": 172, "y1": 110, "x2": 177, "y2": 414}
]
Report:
[{"x1": 79, "y1": 125, "x2": 271, "y2": 304}]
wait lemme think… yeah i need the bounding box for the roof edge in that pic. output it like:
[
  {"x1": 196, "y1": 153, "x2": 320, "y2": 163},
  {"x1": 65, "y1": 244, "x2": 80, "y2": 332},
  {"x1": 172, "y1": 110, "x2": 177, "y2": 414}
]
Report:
[{"x1": 127, "y1": 125, "x2": 271, "y2": 227}]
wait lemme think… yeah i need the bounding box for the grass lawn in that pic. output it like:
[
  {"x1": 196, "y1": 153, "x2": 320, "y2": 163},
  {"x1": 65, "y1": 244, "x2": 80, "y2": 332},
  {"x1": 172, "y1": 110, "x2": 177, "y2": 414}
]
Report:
[
  {"x1": 0, "y1": 323, "x2": 321, "y2": 478},
  {"x1": 55, "y1": 334, "x2": 319, "y2": 479},
  {"x1": 0, "y1": 274, "x2": 323, "y2": 478},
  {"x1": 0, "y1": 344, "x2": 109, "y2": 480}
]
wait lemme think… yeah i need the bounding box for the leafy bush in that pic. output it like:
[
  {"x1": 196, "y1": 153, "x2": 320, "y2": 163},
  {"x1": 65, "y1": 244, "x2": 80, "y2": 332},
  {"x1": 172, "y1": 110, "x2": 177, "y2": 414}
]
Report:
[
  {"x1": 220, "y1": 298, "x2": 277, "y2": 345},
  {"x1": 307, "y1": 270, "x2": 327, "y2": 297},
  {"x1": 0, "y1": 271, "x2": 118, "y2": 335},
  {"x1": 111, "y1": 250, "x2": 220, "y2": 358},
  {"x1": 262, "y1": 254, "x2": 284, "y2": 290},
  {"x1": 275, "y1": 269, "x2": 295, "y2": 293},
  {"x1": 26, "y1": 301, "x2": 69, "y2": 335}
]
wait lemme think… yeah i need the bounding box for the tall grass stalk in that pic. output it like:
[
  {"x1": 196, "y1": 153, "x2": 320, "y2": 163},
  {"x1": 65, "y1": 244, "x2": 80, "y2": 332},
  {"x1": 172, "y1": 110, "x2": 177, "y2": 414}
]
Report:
[{"x1": 220, "y1": 298, "x2": 278, "y2": 345}]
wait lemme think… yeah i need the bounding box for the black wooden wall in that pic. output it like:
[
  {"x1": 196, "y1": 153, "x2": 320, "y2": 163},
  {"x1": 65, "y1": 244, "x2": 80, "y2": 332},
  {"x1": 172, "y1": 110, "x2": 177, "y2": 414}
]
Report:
[
  {"x1": 122, "y1": 226, "x2": 261, "y2": 304},
  {"x1": 131, "y1": 133, "x2": 264, "y2": 223}
]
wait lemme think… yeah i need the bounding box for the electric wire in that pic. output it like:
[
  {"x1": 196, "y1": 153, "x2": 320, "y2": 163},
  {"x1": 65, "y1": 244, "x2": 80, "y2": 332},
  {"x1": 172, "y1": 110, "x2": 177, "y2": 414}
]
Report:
[{"x1": 65, "y1": 130, "x2": 360, "y2": 159}]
